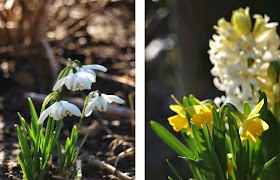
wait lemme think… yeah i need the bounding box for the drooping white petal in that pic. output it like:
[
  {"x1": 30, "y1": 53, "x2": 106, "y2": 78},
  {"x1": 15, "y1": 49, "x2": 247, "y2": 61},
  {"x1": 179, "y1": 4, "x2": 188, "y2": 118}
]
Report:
[
  {"x1": 77, "y1": 73, "x2": 92, "y2": 89},
  {"x1": 103, "y1": 94, "x2": 125, "y2": 104},
  {"x1": 61, "y1": 100, "x2": 82, "y2": 117},
  {"x1": 83, "y1": 67, "x2": 96, "y2": 77},
  {"x1": 84, "y1": 65, "x2": 107, "y2": 72},
  {"x1": 85, "y1": 96, "x2": 98, "y2": 117},
  {"x1": 99, "y1": 96, "x2": 108, "y2": 111},
  {"x1": 38, "y1": 103, "x2": 56, "y2": 124},
  {"x1": 82, "y1": 72, "x2": 96, "y2": 83},
  {"x1": 57, "y1": 103, "x2": 64, "y2": 120},
  {"x1": 65, "y1": 74, "x2": 75, "y2": 90},
  {"x1": 51, "y1": 104, "x2": 60, "y2": 120},
  {"x1": 53, "y1": 77, "x2": 67, "y2": 91},
  {"x1": 72, "y1": 77, "x2": 80, "y2": 91}
]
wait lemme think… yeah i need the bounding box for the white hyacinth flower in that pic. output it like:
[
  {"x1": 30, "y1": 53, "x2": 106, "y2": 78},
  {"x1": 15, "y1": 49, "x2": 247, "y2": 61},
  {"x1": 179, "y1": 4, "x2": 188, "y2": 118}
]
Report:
[
  {"x1": 85, "y1": 92, "x2": 125, "y2": 117},
  {"x1": 209, "y1": 7, "x2": 280, "y2": 109},
  {"x1": 38, "y1": 100, "x2": 82, "y2": 124},
  {"x1": 53, "y1": 71, "x2": 96, "y2": 91}
]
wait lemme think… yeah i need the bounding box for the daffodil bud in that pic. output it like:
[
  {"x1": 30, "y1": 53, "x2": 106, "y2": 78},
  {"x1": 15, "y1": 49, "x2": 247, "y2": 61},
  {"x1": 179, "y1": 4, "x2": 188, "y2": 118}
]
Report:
[
  {"x1": 231, "y1": 7, "x2": 252, "y2": 35},
  {"x1": 268, "y1": 61, "x2": 280, "y2": 84}
]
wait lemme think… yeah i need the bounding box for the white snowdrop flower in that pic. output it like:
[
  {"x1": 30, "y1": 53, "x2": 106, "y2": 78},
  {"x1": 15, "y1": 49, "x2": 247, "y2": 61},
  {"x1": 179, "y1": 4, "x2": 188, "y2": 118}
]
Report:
[
  {"x1": 38, "y1": 100, "x2": 81, "y2": 124},
  {"x1": 70, "y1": 64, "x2": 107, "y2": 77},
  {"x1": 53, "y1": 71, "x2": 96, "y2": 91},
  {"x1": 85, "y1": 92, "x2": 125, "y2": 117}
]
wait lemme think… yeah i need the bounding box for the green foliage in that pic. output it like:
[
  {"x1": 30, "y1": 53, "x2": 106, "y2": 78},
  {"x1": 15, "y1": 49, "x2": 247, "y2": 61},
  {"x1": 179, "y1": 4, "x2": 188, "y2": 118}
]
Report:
[
  {"x1": 16, "y1": 98, "x2": 62, "y2": 180},
  {"x1": 151, "y1": 94, "x2": 280, "y2": 180}
]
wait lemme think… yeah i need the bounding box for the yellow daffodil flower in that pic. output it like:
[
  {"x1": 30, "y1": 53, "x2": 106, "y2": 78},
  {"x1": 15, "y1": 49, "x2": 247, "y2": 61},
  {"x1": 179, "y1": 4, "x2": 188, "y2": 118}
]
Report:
[
  {"x1": 168, "y1": 95, "x2": 192, "y2": 136},
  {"x1": 186, "y1": 98, "x2": 213, "y2": 133},
  {"x1": 239, "y1": 99, "x2": 269, "y2": 146}
]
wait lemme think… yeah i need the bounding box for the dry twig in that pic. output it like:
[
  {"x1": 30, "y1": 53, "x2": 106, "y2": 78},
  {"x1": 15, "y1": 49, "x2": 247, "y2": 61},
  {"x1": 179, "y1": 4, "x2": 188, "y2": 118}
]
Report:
[{"x1": 82, "y1": 154, "x2": 133, "y2": 180}]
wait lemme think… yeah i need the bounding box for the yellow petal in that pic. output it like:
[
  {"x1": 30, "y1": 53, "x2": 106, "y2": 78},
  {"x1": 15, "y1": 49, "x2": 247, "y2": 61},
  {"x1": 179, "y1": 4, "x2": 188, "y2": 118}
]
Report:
[
  {"x1": 168, "y1": 114, "x2": 188, "y2": 132},
  {"x1": 170, "y1": 105, "x2": 186, "y2": 117},
  {"x1": 244, "y1": 130, "x2": 257, "y2": 143},
  {"x1": 191, "y1": 114, "x2": 204, "y2": 128},
  {"x1": 262, "y1": 120, "x2": 269, "y2": 131},
  {"x1": 187, "y1": 105, "x2": 205, "y2": 116},
  {"x1": 240, "y1": 136, "x2": 247, "y2": 146},
  {"x1": 186, "y1": 125, "x2": 192, "y2": 136},
  {"x1": 171, "y1": 94, "x2": 183, "y2": 106},
  {"x1": 249, "y1": 118, "x2": 269, "y2": 133},
  {"x1": 194, "y1": 98, "x2": 211, "y2": 112},
  {"x1": 249, "y1": 99, "x2": 264, "y2": 117}
]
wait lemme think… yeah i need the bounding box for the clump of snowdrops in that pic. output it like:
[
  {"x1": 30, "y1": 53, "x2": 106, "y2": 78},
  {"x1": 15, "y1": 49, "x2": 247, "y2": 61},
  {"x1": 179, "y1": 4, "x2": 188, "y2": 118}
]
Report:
[{"x1": 15, "y1": 58, "x2": 124, "y2": 179}]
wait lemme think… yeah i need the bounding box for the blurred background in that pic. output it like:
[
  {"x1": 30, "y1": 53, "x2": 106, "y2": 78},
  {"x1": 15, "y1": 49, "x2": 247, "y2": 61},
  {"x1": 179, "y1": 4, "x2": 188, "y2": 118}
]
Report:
[
  {"x1": 145, "y1": 0, "x2": 280, "y2": 179},
  {"x1": 0, "y1": 0, "x2": 135, "y2": 179}
]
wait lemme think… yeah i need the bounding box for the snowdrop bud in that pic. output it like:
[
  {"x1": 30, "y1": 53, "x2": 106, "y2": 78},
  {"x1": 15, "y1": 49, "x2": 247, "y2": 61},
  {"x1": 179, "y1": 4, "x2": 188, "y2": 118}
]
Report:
[{"x1": 231, "y1": 7, "x2": 252, "y2": 35}]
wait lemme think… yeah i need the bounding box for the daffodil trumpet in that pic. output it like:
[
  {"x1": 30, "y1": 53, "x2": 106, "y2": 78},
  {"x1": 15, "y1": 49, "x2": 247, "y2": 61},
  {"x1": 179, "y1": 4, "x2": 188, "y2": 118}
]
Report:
[{"x1": 167, "y1": 95, "x2": 192, "y2": 136}]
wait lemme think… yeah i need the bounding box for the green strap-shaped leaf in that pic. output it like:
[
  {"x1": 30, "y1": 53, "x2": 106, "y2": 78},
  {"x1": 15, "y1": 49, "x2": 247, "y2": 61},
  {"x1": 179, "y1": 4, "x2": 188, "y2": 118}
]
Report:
[
  {"x1": 166, "y1": 159, "x2": 183, "y2": 180},
  {"x1": 27, "y1": 98, "x2": 39, "y2": 136},
  {"x1": 202, "y1": 124, "x2": 225, "y2": 180},
  {"x1": 212, "y1": 108, "x2": 227, "y2": 176},
  {"x1": 150, "y1": 121, "x2": 193, "y2": 158},
  {"x1": 74, "y1": 128, "x2": 91, "y2": 162},
  {"x1": 180, "y1": 131, "x2": 199, "y2": 159},
  {"x1": 243, "y1": 102, "x2": 251, "y2": 116},
  {"x1": 179, "y1": 156, "x2": 215, "y2": 174},
  {"x1": 252, "y1": 154, "x2": 280, "y2": 180},
  {"x1": 18, "y1": 152, "x2": 32, "y2": 180},
  {"x1": 15, "y1": 125, "x2": 34, "y2": 179}
]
